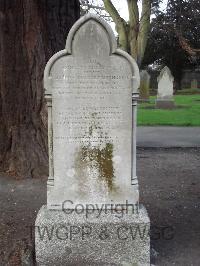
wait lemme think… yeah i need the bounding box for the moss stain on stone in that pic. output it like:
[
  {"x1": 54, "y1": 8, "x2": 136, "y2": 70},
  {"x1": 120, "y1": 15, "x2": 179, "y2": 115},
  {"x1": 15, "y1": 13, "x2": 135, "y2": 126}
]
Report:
[
  {"x1": 97, "y1": 142, "x2": 114, "y2": 191},
  {"x1": 74, "y1": 113, "x2": 116, "y2": 192},
  {"x1": 75, "y1": 142, "x2": 115, "y2": 191}
]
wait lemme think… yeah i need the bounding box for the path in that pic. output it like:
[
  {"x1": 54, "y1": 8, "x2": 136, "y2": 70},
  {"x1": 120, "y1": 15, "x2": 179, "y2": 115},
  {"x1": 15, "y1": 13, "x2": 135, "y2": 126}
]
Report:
[{"x1": 137, "y1": 127, "x2": 200, "y2": 148}]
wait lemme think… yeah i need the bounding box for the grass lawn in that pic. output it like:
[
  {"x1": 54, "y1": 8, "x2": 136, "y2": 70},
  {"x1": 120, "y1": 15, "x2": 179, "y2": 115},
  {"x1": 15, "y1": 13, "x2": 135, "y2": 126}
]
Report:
[{"x1": 138, "y1": 95, "x2": 200, "y2": 126}]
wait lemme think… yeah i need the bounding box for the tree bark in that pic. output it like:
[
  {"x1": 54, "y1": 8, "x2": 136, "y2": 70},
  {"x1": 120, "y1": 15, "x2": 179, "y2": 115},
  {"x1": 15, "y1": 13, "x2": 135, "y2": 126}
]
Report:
[
  {"x1": 137, "y1": 0, "x2": 151, "y2": 66},
  {"x1": 0, "y1": 0, "x2": 80, "y2": 178},
  {"x1": 127, "y1": 0, "x2": 139, "y2": 59}
]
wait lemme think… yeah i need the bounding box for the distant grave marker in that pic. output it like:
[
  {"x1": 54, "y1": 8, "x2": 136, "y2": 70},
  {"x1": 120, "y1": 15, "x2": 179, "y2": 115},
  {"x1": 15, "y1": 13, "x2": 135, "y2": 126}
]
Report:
[
  {"x1": 156, "y1": 66, "x2": 175, "y2": 109},
  {"x1": 140, "y1": 70, "x2": 150, "y2": 102}
]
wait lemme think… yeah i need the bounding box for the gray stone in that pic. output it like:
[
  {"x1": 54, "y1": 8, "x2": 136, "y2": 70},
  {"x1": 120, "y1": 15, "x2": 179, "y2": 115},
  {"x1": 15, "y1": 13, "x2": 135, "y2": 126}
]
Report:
[
  {"x1": 35, "y1": 205, "x2": 150, "y2": 266},
  {"x1": 156, "y1": 66, "x2": 175, "y2": 109},
  {"x1": 139, "y1": 70, "x2": 150, "y2": 101},
  {"x1": 156, "y1": 99, "x2": 175, "y2": 109},
  {"x1": 36, "y1": 13, "x2": 150, "y2": 266},
  {"x1": 44, "y1": 13, "x2": 140, "y2": 209}
]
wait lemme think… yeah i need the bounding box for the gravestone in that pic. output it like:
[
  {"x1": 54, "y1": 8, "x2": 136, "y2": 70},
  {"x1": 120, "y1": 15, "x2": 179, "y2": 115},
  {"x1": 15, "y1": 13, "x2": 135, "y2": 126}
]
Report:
[
  {"x1": 35, "y1": 14, "x2": 150, "y2": 266},
  {"x1": 156, "y1": 66, "x2": 175, "y2": 109},
  {"x1": 139, "y1": 70, "x2": 150, "y2": 102},
  {"x1": 191, "y1": 79, "x2": 198, "y2": 90}
]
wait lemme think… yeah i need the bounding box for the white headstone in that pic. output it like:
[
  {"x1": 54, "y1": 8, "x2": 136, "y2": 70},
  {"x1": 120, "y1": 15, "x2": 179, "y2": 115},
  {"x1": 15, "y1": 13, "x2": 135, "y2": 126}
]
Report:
[
  {"x1": 44, "y1": 14, "x2": 140, "y2": 209},
  {"x1": 157, "y1": 66, "x2": 174, "y2": 99},
  {"x1": 36, "y1": 15, "x2": 150, "y2": 266}
]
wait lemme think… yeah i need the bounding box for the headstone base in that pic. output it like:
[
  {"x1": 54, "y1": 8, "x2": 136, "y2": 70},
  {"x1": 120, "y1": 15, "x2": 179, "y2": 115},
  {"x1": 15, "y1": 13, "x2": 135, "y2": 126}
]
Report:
[
  {"x1": 156, "y1": 99, "x2": 175, "y2": 109},
  {"x1": 35, "y1": 205, "x2": 150, "y2": 266},
  {"x1": 138, "y1": 98, "x2": 150, "y2": 103}
]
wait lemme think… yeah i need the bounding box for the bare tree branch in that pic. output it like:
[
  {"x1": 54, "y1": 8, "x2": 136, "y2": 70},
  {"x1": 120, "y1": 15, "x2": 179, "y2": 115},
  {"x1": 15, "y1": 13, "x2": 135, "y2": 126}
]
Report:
[
  {"x1": 103, "y1": 0, "x2": 126, "y2": 25},
  {"x1": 103, "y1": 0, "x2": 128, "y2": 51},
  {"x1": 80, "y1": 0, "x2": 152, "y2": 66}
]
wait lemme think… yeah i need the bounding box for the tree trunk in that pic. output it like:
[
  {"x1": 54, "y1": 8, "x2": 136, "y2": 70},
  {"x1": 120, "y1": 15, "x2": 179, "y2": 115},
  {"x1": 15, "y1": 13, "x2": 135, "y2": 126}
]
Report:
[
  {"x1": 103, "y1": 0, "x2": 151, "y2": 67},
  {"x1": 0, "y1": 0, "x2": 80, "y2": 178}
]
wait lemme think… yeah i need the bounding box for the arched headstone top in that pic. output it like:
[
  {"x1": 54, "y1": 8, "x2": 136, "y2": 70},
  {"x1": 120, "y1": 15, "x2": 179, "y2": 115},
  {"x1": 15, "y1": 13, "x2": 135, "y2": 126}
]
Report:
[
  {"x1": 157, "y1": 66, "x2": 174, "y2": 99},
  {"x1": 44, "y1": 14, "x2": 140, "y2": 94},
  {"x1": 157, "y1": 66, "x2": 174, "y2": 83},
  {"x1": 140, "y1": 70, "x2": 150, "y2": 81},
  {"x1": 66, "y1": 13, "x2": 117, "y2": 55}
]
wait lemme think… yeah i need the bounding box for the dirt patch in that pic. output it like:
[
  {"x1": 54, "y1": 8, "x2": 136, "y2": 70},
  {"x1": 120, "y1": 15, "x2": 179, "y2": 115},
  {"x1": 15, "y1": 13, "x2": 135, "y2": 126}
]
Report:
[
  {"x1": 138, "y1": 148, "x2": 200, "y2": 265},
  {"x1": 0, "y1": 148, "x2": 200, "y2": 265}
]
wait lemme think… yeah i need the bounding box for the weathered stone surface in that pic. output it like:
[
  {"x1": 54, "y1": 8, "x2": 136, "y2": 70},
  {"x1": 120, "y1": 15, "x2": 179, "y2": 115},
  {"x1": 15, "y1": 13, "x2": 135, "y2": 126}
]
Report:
[
  {"x1": 36, "y1": 14, "x2": 150, "y2": 266},
  {"x1": 35, "y1": 205, "x2": 150, "y2": 266},
  {"x1": 156, "y1": 66, "x2": 175, "y2": 108},
  {"x1": 157, "y1": 66, "x2": 174, "y2": 99},
  {"x1": 139, "y1": 70, "x2": 150, "y2": 101},
  {"x1": 44, "y1": 14, "x2": 140, "y2": 209}
]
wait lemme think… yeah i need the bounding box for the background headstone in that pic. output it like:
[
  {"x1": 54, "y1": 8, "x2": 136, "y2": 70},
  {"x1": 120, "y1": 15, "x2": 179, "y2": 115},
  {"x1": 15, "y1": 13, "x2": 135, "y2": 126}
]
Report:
[
  {"x1": 191, "y1": 79, "x2": 198, "y2": 90},
  {"x1": 181, "y1": 68, "x2": 200, "y2": 90},
  {"x1": 156, "y1": 66, "x2": 175, "y2": 109},
  {"x1": 35, "y1": 14, "x2": 150, "y2": 266},
  {"x1": 139, "y1": 70, "x2": 150, "y2": 102}
]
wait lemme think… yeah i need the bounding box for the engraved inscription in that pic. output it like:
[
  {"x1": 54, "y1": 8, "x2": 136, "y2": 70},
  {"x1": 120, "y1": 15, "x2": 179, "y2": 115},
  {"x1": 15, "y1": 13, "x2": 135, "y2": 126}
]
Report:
[{"x1": 53, "y1": 59, "x2": 131, "y2": 146}]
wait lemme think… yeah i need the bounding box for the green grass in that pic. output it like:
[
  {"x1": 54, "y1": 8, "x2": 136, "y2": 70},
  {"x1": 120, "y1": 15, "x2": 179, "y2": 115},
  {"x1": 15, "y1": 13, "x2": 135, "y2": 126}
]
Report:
[{"x1": 138, "y1": 95, "x2": 200, "y2": 126}]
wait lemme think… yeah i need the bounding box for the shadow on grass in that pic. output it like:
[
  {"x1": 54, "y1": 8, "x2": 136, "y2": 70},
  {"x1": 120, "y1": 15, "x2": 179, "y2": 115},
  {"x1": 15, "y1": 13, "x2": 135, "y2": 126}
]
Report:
[{"x1": 140, "y1": 105, "x2": 190, "y2": 110}]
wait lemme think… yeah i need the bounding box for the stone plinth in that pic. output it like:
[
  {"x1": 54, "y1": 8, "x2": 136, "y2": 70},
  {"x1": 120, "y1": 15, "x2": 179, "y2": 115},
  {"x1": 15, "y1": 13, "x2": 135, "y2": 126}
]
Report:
[
  {"x1": 35, "y1": 205, "x2": 150, "y2": 266},
  {"x1": 156, "y1": 98, "x2": 175, "y2": 109}
]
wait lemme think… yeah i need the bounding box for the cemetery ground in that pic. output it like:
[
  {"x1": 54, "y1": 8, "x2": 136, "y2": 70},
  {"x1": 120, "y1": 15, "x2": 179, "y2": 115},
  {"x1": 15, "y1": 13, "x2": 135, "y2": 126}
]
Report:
[
  {"x1": 0, "y1": 147, "x2": 199, "y2": 265},
  {"x1": 138, "y1": 94, "x2": 200, "y2": 126}
]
